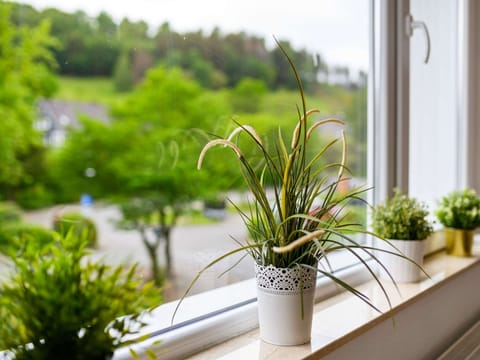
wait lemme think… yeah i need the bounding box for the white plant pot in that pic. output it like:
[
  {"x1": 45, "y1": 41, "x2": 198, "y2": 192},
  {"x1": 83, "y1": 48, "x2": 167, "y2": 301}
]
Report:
[
  {"x1": 255, "y1": 263, "x2": 317, "y2": 346},
  {"x1": 377, "y1": 239, "x2": 425, "y2": 283}
]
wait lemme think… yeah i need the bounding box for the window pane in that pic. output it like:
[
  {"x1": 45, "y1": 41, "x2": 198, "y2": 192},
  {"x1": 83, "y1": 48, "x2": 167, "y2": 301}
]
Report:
[
  {"x1": 7, "y1": 0, "x2": 370, "y2": 308},
  {"x1": 409, "y1": 0, "x2": 458, "y2": 212}
]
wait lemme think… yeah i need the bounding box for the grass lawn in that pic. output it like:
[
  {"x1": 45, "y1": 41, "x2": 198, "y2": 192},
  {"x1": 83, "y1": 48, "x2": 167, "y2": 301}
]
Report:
[
  {"x1": 55, "y1": 76, "x2": 129, "y2": 106},
  {"x1": 56, "y1": 76, "x2": 353, "y2": 117}
]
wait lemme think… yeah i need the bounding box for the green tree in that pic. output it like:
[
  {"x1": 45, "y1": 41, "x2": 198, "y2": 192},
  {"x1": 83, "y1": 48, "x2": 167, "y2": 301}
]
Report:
[
  {"x1": 345, "y1": 85, "x2": 367, "y2": 177},
  {"x1": 48, "y1": 117, "x2": 129, "y2": 202},
  {"x1": 0, "y1": 2, "x2": 58, "y2": 200},
  {"x1": 113, "y1": 50, "x2": 134, "y2": 92},
  {"x1": 118, "y1": 195, "x2": 184, "y2": 284},
  {"x1": 230, "y1": 78, "x2": 267, "y2": 113},
  {"x1": 51, "y1": 66, "x2": 230, "y2": 282},
  {"x1": 109, "y1": 66, "x2": 230, "y2": 281}
]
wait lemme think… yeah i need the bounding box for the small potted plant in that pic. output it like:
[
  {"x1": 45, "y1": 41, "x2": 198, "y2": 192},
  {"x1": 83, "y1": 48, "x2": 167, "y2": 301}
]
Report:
[
  {"x1": 435, "y1": 188, "x2": 480, "y2": 257},
  {"x1": 174, "y1": 42, "x2": 408, "y2": 346},
  {"x1": 371, "y1": 189, "x2": 433, "y2": 282}
]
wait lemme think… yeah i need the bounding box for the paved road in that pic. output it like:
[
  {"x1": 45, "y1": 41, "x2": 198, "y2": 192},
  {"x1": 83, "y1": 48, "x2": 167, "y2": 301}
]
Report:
[{"x1": 22, "y1": 203, "x2": 255, "y2": 301}]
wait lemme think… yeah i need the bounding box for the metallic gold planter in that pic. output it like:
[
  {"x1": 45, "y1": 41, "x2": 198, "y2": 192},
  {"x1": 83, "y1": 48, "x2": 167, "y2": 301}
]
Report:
[{"x1": 445, "y1": 228, "x2": 474, "y2": 257}]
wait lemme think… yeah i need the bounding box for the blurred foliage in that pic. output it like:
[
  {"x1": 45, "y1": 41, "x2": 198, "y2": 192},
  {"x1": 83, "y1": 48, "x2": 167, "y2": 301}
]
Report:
[
  {"x1": 0, "y1": 201, "x2": 55, "y2": 254},
  {"x1": 51, "y1": 66, "x2": 230, "y2": 202},
  {"x1": 9, "y1": 2, "x2": 333, "y2": 91},
  {"x1": 0, "y1": 231, "x2": 160, "y2": 359},
  {"x1": 113, "y1": 50, "x2": 134, "y2": 92},
  {"x1": 229, "y1": 78, "x2": 267, "y2": 113},
  {"x1": 118, "y1": 196, "x2": 183, "y2": 285},
  {"x1": 53, "y1": 76, "x2": 127, "y2": 105},
  {"x1": 0, "y1": 2, "x2": 58, "y2": 199},
  {"x1": 0, "y1": 222, "x2": 55, "y2": 254},
  {"x1": 345, "y1": 85, "x2": 367, "y2": 177},
  {"x1": 15, "y1": 183, "x2": 54, "y2": 209},
  {"x1": 4, "y1": 2, "x2": 368, "y2": 213},
  {"x1": 0, "y1": 201, "x2": 22, "y2": 225},
  {"x1": 53, "y1": 211, "x2": 98, "y2": 248}
]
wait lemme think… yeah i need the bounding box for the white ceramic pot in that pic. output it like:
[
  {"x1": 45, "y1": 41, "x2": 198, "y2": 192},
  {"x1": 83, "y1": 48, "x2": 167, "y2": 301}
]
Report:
[
  {"x1": 255, "y1": 263, "x2": 317, "y2": 345},
  {"x1": 377, "y1": 239, "x2": 425, "y2": 283}
]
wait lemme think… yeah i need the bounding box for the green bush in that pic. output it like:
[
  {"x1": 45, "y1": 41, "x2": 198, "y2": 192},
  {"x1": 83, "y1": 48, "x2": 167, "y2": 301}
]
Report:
[
  {"x1": 53, "y1": 212, "x2": 98, "y2": 248},
  {"x1": 0, "y1": 202, "x2": 22, "y2": 226},
  {"x1": 229, "y1": 77, "x2": 267, "y2": 113},
  {"x1": 0, "y1": 232, "x2": 160, "y2": 359},
  {"x1": 16, "y1": 184, "x2": 54, "y2": 210},
  {"x1": 113, "y1": 50, "x2": 134, "y2": 92},
  {"x1": 372, "y1": 189, "x2": 433, "y2": 240},
  {"x1": 0, "y1": 223, "x2": 55, "y2": 254}
]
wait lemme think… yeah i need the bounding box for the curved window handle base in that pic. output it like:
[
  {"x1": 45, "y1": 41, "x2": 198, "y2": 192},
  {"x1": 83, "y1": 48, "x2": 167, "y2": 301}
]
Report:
[{"x1": 406, "y1": 14, "x2": 431, "y2": 64}]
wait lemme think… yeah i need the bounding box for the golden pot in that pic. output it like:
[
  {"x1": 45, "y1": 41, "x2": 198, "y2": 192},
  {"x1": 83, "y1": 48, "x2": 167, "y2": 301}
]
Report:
[{"x1": 444, "y1": 228, "x2": 474, "y2": 257}]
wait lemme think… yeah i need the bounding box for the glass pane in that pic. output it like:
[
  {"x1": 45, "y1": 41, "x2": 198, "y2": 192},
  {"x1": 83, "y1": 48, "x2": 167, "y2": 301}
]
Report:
[
  {"x1": 4, "y1": 0, "x2": 369, "y2": 309},
  {"x1": 409, "y1": 0, "x2": 458, "y2": 214}
]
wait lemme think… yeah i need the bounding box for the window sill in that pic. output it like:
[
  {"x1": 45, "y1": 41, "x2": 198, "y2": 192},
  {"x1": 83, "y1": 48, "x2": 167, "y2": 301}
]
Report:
[
  {"x1": 114, "y1": 240, "x2": 480, "y2": 360},
  {"x1": 186, "y1": 244, "x2": 480, "y2": 359}
]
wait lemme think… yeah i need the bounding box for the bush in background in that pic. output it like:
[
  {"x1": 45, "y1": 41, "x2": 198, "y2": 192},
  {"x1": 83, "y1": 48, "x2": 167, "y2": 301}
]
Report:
[
  {"x1": 53, "y1": 212, "x2": 98, "y2": 248},
  {"x1": 0, "y1": 202, "x2": 22, "y2": 225},
  {"x1": 0, "y1": 223, "x2": 55, "y2": 254},
  {"x1": 15, "y1": 183, "x2": 54, "y2": 210}
]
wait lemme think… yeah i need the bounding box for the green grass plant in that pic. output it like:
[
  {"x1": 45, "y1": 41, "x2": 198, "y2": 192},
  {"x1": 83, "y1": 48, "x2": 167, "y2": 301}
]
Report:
[{"x1": 174, "y1": 41, "x2": 405, "y2": 321}]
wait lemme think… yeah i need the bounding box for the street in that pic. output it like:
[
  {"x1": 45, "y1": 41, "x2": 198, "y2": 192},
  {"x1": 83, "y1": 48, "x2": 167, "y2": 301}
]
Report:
[{"x1": 22, "y1": 203, "x2": 255, "y2": 301}]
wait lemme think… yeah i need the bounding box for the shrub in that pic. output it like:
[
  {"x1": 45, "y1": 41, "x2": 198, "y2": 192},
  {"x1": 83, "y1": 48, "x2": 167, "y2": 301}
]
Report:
[
  {"x1": 0, "y1": 223, "x2": 55, "y2": 254},
  {"x1": 0, "y1": 202, "x2": 22, "y2": 226},
  {"x1": 229, "y1": 78, "x2": 267, "y2": 113},
  {"x1": 372, "y1": 189, "x2": 433, "y2": 240},
  {"x1": 16, "y1": 184, "x2": 54, "y2": 210},
  {"x1": 0, "y1": 232, "x2": 160, "y2": 359},
  {"x1": 435, "y1": 188, "x2": 480, "y2": 230},
  {"x1": 53, "y1": 212, "x2": 97, "y2": 248}
]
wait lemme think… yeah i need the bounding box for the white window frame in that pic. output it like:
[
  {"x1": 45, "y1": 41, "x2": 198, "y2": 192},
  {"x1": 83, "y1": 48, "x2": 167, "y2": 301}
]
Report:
[
  {"x1": 113, "y1": 2, "x2": 385, "y2": 358},
  {"x1": 115, "y1": 0, "x2": 480, "y2": 358}
]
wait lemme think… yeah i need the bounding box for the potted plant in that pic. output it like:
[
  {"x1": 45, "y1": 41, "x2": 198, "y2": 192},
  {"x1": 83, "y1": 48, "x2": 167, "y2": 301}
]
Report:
[
  {"x1": 174, "y1": 42, "x2": 402, "y2": 346},
  {"x1": 435, "y1": 188, "x2": 480, "y2": 257},
  {"x1": 371, "y1": 189, "x2": 433, "y2": 282}
]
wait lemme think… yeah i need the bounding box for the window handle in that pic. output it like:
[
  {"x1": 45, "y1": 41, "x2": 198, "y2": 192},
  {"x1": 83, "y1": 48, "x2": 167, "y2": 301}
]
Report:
[{"x1": 405, "y1": 14, "x2": 431, "y2": 64}]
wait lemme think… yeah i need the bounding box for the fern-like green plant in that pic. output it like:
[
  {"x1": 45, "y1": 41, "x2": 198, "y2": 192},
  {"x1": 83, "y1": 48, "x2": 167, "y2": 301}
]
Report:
[{"x1": 0, "y1": 231, "x2": 160, "y2": 359}]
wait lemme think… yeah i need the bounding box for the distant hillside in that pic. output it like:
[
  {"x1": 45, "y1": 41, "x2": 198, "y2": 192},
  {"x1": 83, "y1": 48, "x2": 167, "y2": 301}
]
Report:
[{"x1": 11, "y1": 2, "x2": 359, "y2": 93}]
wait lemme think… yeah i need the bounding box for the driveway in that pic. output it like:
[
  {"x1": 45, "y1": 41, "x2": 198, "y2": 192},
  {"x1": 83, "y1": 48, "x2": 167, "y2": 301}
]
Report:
[{"x1": 22, "y1": 203, "x2": 255, "y2": 301}]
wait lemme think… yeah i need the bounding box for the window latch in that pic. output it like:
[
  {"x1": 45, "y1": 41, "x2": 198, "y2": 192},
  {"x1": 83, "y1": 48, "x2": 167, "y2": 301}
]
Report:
[{"x1": 405, "y1": 14, "x2": 431, "y2": 64}]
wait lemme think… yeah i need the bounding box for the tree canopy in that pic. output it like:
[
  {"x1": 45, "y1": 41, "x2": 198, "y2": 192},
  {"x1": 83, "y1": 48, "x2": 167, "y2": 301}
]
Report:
[
  {"x1": 9, "y1": 3, "x2": 328, "y2": 91},
  {"x1": 0, "y1": 2, "x2": 58, "y2": 199}
]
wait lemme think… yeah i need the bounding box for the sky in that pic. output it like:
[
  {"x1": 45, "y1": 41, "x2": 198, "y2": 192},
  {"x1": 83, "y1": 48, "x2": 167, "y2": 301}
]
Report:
[{"x1": 16, "y1": 0, "x2": 369, "y2": 73}]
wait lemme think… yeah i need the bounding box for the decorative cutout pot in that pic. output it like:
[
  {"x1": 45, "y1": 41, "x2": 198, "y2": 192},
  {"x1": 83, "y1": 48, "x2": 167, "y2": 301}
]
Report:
[
  {"x1": 255, "y1": 264, "x2": 317, "y2": 346},
  {"x1": 377, "y1": 239, "x2": 425, "y2": 283},
  {"x1": 445, "y1": 228, "x2": 473, "y2": 257}
]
